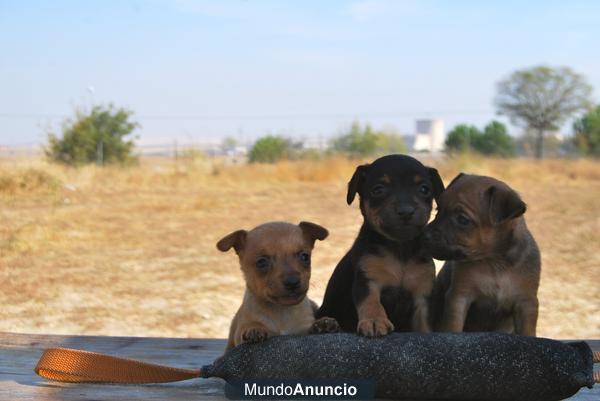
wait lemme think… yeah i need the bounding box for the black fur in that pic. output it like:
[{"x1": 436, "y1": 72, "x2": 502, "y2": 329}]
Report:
[{"x1": 317, "y1": 154, "x2": 443, "y2": 332}]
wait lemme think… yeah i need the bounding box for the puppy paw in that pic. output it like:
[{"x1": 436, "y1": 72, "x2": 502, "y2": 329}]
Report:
[
  {"x1": 357, "y1": 317, "x2": 394, "y2": 337},
  {"x1": 241, "y1": 326, "x2": 270, "y2": 344},
  {"x1": 309, "y1": 317, "x2": 340, "y2": 334}
]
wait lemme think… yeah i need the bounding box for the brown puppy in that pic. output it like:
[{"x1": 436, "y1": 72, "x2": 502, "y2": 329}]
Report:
[
  {"x1": 424, "y1": 174, "x2": 541, "y2": 336},
  {"x1": 218, "y1": 221, "x2": 339, "y2": 351}
]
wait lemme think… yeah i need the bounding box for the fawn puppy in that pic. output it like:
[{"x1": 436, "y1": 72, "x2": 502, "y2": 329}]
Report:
[
  {"x1": 424, "y1": 173, "x2": 541, "y2": 336},
  {"x1": 218, "y1": 221, "x2": 339, "y2": 351}
]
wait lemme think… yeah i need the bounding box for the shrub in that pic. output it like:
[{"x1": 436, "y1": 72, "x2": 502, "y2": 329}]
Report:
[
  {"x1": 46, "y1": 104, "x2": 138, "y2": 165},
  {"x1": 476, "y1": 121, "x2": 515, "y2": 157},
  {"x1": 248, "y1": 135, "x2": 295, "y2": 163},
  {"x1": 445, "y1": 124, "x2": 480, "y2": 152},
  {"x1": 446, "y1": 121, "x2": 514, "y2": 157},
  {"x1": 573, "y1": 105, "x2": 600, "y2": 157},
  {"x1": 330, "y1": 121, "x2": 407, "y2": 157}
]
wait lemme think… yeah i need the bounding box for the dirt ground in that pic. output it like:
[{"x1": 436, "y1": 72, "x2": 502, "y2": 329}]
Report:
[{"x1": 1, "y1": 155, "x2": 598, "y2": 339}]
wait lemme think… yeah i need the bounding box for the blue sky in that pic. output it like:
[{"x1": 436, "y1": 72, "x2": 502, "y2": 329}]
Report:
[{"x1": 1, "y1": 0, "x2": 599, "y2": 146}]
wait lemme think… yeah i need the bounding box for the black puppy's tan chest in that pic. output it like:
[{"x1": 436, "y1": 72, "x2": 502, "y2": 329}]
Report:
[{"x1": 359, "y1": 250, "x2": 434, "y2": 296}]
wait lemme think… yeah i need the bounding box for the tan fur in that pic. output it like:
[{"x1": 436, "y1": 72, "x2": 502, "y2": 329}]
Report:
[
  {"x1": 363, "y1": 201, "x2": 383, "y2": 233},
  {"x1": 356, "y1": 282, "x2": 394, "y2": 337},
  {"x1": 358, "y1": 248, "x2": 434, "y2": 333},
  {"x1": 363, "y1": 201, "x2": 396, "y2": 241},
  {"x1": 441, "y1": 257, "x2": 539, "y2": 335},
  {"x1": 220, "y1": 221, "x2": 336, "y2": 351},
  {"x1": 227, "y1": 290, "x2": 316, "y2": 350}
]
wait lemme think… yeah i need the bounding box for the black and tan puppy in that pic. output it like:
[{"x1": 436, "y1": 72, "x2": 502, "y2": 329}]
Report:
[
  {"x1": 424, "y1": 174, "x2": 541, "y2": 336},
  {"x1": 317, "y1": 155, "x2": 444, "y2": 336},
  {"x1": 218, "y1": 221, "x2": 339, "y2": 351}
]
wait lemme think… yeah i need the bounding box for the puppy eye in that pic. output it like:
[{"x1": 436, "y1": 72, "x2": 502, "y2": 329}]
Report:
[
  {"x1": 456, "y1": 213, "x2": 471, "y2": 226},
  {"x1": 298, "y1": 251, "x2": 310, "y2": 265},
  {"x1": 419, "y1": 184, "x2": 431, "y2": 196},
  {"x1": 256, "y1": 256, "x2": 271, "y2": 271},
  {"x1": 370, "y1": 184, "x2": 386, "y2": 197}
]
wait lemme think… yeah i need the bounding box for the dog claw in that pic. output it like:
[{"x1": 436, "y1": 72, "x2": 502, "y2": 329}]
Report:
[
  {"x1": 310, "y1": 317, "x2": 341, "y2": 334},
  {"x1": 241, "y1": 327, "x2": 269, "y2": 343},
  {"x1": 357, "y1": 318, "x2": 394, "y2": 337}
]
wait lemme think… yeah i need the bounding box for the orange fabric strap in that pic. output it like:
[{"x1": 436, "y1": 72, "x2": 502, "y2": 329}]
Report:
[{"x1": 35, "y1": 347, "x2": 202, "y2": 383}]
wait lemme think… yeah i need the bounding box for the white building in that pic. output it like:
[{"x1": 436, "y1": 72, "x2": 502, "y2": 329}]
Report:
[{"x1": 413, "y1": 119, "x2": 445, "y2": 152}]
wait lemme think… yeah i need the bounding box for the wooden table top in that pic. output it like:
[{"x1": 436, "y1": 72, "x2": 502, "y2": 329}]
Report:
[{"x1": 0, "y1": 332, "x2": 598, "y2": 400}]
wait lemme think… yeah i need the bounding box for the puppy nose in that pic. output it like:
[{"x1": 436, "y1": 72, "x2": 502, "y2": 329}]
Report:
[
  {"x1": 283, "y1": 276, "x2": 301, "y2": 290},
  {"x1": 396, "y1": 205, "x2": 415, "y2": 219}
]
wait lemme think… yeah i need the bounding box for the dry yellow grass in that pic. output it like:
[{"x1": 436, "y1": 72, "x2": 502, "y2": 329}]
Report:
[{"x1": 1, "y1": 155, "x2": 598, "y2": 339}]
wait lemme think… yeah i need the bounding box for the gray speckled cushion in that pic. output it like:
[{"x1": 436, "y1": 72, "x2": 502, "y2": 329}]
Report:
[{"x1": 201, "y1": 332, "x2": 594, "y2": 401}]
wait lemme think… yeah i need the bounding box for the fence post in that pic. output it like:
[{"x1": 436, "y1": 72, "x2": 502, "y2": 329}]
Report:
[{"x1": 96, "y1": 140, "x2": 104, "y2": 166}]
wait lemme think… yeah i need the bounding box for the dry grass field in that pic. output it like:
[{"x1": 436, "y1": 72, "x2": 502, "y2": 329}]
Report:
[{"x1": 1, "y1": 154, "x2": 599, "y2": 339}]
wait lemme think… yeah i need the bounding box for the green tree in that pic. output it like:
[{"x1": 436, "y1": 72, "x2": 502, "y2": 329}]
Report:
[
  {"x1": 495, "y1": 66, "x2": 593, "y2": 159},
  {"x1": 375, "y1": 128, "x2": 408, "y2": 154},
  {"x1": 46, "y1": 105, "x2": 138, "y2": 165},
  {"x1": 248, "y1": 135, "x2": 293, "y2": 163},
  {"x1": 331, "y1": 121, "x2": 377, "y2": 156},
  {"x1": 476, "y1": 121, "x2": 515, "y2": 156},
  {"x1": 330, "y1": 121, "x2": 406, "y2": 157},
  {"x1": 573, "y1": 105, "x2": 600, "y2": 157},
  {"x1": 445, "y1": 124, "x2": 480, "y2": 152}
]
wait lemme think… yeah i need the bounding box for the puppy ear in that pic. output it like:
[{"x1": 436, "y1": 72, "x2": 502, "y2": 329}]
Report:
[
  {"x1": 299, "y1": 221, "x2": 329, "y2": 246},
  {"x1": 347, "y1": 164, "x2": 369, "y2": 205},
  {"x1": 427, "y1": 167, "x2": 445, "y2": 202},
  {"x1": 447, "y1": 172, "x2": 465, "y2": 189},
  {"x1": 485, "y1": 185, "x2": 526, "y2": 225},
  {"x1": 216, "y1": 230, "x2": 247, "y2": 254}
]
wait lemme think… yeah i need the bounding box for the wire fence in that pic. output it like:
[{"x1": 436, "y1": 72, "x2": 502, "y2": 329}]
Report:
[
  {"x1": 0, "y1": 143, "x2": 187, "y2": 159},
  {"x1": 0, "y1": 131, "x2": 455, "y2": 164},
  {"x1": 0, "y1": 138, "x2": 331, "y2": 160}
]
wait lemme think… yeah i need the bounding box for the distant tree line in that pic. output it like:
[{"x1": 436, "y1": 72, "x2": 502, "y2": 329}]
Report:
[
  {"x1": 446, "y1": 65, "x2": 597, "y2": 158},
  {"x1": 445, "y1": 121, "x2": 515, "y2": 157},
  {"x1": 445, "y1": 103, "x2": 600, "y2": 158},
  {"x1": 247, "y1": 121, "x2": 407, "y2": 163},
  {"x1": 45, "y1": 66, "x2": 598, "y2": 165},
  {"x1": 329, "y1": 121, "x2": 407, "y2": 157}
]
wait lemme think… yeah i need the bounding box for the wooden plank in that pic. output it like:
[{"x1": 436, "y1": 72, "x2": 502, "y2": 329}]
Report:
[
  {"x1": 0, "y1": 332, "x2": 598, "y2": 401},
  {"x1": 0, "y1": 332, "x2": 228, "y2": 401}
]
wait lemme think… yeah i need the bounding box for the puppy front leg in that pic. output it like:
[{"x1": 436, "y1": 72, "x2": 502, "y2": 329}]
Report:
[
  {"x1": 411, "y1": 295, "x2": 431, "y2": 333},
  {"x1": 514, "y1": 297, "x2": 538, "y2": 336},
  {"x1": 309, "y1": 299, "x2": 340, "y2": 333},
  {"x1": 235, "y1": 322, "x2": 274, "y2": 346},
  {"x1": 441, "y1": 291, "x2": 472, "y2": 332},
  {"x1": 310, "y1": 317, "x2": 341, "y2": 334},
  {"x1": 354, "y1": 282, "x2": 394, "y2": 337}
]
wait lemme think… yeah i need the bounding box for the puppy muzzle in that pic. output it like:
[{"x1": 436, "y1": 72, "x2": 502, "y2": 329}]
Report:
[{"x1": 423, "y1": 228, "x2": 466, "y2": 260}]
